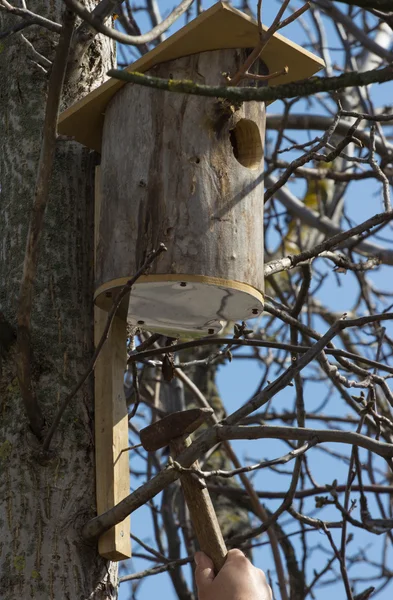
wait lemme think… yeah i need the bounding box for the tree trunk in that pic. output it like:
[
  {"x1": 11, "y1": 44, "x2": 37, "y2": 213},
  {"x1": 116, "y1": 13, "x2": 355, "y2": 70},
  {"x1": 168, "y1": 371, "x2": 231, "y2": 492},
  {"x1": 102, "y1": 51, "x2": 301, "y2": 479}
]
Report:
[{"x1": 0, "y1": 3, "x2": 118, "y2": 597}]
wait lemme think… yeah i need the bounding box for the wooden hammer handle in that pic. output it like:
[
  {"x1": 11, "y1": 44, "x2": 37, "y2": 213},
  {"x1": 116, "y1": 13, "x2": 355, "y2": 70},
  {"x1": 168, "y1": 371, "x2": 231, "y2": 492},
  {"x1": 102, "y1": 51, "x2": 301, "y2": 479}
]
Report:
[
  {"x1": 180, "y1": 465, "x2": 227, "y2": 573},
  {"x1": 170, "y1": 438, "x2": 227, "y2": 573}
]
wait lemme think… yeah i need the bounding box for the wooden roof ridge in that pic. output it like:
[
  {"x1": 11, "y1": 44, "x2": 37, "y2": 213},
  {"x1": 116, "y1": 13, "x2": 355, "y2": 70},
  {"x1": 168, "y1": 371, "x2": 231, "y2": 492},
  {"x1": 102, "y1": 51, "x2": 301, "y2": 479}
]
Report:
[{"x1": 58, "y1": 1, "x2": 325, "y2": 151}]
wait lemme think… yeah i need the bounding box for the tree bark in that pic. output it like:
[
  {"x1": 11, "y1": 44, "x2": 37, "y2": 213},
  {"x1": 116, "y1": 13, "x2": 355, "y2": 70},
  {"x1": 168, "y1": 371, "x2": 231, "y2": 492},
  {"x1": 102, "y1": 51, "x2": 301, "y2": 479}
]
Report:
[{"x1": 0, "y1": 2, "x2": 118, "y2": 597}]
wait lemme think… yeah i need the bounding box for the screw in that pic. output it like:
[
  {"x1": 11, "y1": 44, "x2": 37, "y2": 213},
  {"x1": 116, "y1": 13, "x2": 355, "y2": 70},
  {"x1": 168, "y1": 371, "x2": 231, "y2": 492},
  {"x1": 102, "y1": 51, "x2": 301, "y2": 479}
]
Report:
[
  {"x1": 180, "y1": 282, "x2": 187, "y2": 287},
  {"x1": 208, "y1": 328, "x2": 215, "y2": 335},
  {"x1": 137, "y1": 320, "x2": 145, "y2": 325},
  {"x1": 252, "y1": 308, "x2": 259, "y2": 315}
]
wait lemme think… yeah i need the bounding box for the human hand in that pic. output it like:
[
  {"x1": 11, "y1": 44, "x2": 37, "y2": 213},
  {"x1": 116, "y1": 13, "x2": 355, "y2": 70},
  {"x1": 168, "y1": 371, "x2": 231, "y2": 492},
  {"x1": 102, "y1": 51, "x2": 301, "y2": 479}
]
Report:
[{"x1": 194, "y1": 548, "x2": 272, "y2": 600}]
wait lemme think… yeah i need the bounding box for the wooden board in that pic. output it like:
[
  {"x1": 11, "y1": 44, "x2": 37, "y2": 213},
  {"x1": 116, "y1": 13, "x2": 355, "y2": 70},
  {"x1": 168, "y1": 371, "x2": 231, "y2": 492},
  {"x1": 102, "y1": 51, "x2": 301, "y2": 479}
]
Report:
[
  {"x1": 58, "y1": 1, "x2": 325, "y2": 152},
  {"x1": 94, "y1": 167, "x2": 131, "y2": 560}
]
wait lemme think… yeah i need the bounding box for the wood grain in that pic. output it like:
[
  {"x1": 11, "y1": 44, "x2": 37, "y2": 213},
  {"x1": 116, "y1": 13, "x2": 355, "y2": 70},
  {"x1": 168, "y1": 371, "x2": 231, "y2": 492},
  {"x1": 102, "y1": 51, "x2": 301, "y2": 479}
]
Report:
[
  {"x1": 170, "y1": 437, "x2": 227, "y2": 573},
  {"x1": 97, "y1": 49, "x2": 266, "y2": 303},
  {"x1": 94, "y1": 167, "x2": 131, "y2": 561}
]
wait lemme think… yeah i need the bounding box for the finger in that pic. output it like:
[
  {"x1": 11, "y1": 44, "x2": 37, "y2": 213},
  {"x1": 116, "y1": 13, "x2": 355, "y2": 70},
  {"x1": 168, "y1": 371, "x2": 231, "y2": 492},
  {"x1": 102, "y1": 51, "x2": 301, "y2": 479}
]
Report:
[
  {"x1": 223, "y1": 548, "x2": 248, "y2": 566},
  {"x1": 194, "y1": 552, "x2": 215, "y2": 592},
  {"x1": 257, "y1": 569, "x2": 272, "y2": 599},
  {"x1": 226, "y1": 548, "x2": 246, "y2": 560}
]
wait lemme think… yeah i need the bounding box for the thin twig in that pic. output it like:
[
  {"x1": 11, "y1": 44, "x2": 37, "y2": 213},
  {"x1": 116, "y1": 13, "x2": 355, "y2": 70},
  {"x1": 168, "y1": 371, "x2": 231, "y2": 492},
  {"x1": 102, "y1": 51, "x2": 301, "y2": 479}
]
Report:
[
  {"x1": 264, "y1": 113, "x2": 361, "y2": 202},
  {"x1": 169, "y1": 439, "x2": 316, "y2": 479},
  {"x1": 243, "y1": 66, "x2": 289, "y2": 82},
  {"x1": 20, "y1": 33, "x2": 52, "y2": 68},
  {"x1": 369, "y1": 125, "x2": 392, "y2": 211},
  {"x1": 129, "y1": 361, "x2": 141, "y2": 419},
  {"x1": 207, "y1": 482, "x2": 393, "y2": 500},
  {"x1": 42, "y1": 244, "x2": 166, "y2": 451},
  {"x1": 0, "y1": 0, "x2": 61, "y2": 33},
  {"x1": 228, "y1": 0, "x2": 292, "y2": 86},
  {"x1": 215, "y1": 425, "x2": 393, "y2": 458},
  {"x1": 81, "y1": 418, "x2": 393, "y2": 541},
  {"x1": 266, "y1": 113, "x2": 392, "y2": 158},
  {"x1": 119, "y1": 556, "x2": 192, "y2": 582},
  {"x1": 322, "y1": 523, "x2": 354, "y2": 600},
  {"x1": 128, "y1": 333, "x2": 393, "y2": 376},
  {"x1": 62, "y1": 0, "x2": 194, "y2": 45},
  {"x1": 257, "y1": 0, "x2": 263, "y2": 38}
]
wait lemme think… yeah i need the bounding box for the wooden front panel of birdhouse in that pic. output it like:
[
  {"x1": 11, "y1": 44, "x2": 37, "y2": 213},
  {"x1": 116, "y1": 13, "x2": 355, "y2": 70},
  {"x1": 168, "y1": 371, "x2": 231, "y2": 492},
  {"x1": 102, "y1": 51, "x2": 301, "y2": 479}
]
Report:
[{"x1": 96, "y1": 49, "x2": 265, "y2": 328}]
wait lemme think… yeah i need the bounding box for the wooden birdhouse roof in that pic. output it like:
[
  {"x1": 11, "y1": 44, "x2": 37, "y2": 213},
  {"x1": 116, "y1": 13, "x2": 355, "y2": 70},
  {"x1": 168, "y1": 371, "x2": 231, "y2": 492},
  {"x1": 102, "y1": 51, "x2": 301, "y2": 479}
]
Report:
[{"x1": 58, "y1": 1, "x2": 325, "y2": 152}]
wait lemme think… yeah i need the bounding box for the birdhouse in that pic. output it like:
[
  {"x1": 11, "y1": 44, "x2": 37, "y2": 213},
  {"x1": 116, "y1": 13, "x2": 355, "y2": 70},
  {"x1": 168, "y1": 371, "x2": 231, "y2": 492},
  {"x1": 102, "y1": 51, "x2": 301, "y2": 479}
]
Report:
[
  {"x1": 59, "y1": 1, "x2": 324, "y2": 339},
  {"x1": 58, "y1": 1, "x2": 324, "y2": 563}
]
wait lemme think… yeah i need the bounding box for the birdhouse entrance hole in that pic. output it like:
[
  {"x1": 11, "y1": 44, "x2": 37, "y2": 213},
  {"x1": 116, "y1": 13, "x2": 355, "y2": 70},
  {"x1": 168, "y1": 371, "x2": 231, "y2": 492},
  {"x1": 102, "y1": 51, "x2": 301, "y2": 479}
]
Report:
[{"x1": 229, "y1": 119, "x2": 263, "y2": 170}]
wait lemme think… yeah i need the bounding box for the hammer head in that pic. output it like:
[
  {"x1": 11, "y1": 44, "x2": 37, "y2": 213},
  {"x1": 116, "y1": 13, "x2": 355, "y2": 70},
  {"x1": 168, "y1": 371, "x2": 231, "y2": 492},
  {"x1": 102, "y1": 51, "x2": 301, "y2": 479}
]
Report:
[{"x1": 140, "y1": 407, "x2": 213, "y2": 452}]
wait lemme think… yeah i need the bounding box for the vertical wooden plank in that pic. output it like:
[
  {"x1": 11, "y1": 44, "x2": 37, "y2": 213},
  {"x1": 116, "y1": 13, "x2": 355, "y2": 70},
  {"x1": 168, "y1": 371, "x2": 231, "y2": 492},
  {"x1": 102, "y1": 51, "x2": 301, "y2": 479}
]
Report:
[{"x1": 94, "y1": 166, "x2": 131, "y2": 560}]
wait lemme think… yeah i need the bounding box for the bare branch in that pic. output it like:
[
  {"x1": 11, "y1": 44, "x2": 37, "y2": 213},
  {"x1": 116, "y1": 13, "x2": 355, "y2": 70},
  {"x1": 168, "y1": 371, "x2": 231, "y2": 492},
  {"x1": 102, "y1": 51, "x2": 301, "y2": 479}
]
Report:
[
  {"x1": 314, "y1": 0, "x2": 393, "y2": 62},
  {"x1": 119, "y1": 556, "x2": 192, "y2": 583},
  {"x1": 369, "y1": 124, "x2": 392, "y2": 211},
  {"x1": 216, "y1": 425, "x2": 393, "y2": 459},
  {"x1": 82, "y1": 421, "x2": 393, "y2": 540},
  {"x1": 322, "y1": 523, "x2": 354, "y2": 600},
  {"x1": 63, "y1": 0, "x2": 194, "y2": 45},
  {"x1": 264, "y1": 209, "x2": 393, "y2": 277},
  {"x1": 227, "y1": 0, "x2": 300, "y2": 87},
  {"x1": 108, "y1": 63, "x2": 393, "y2": 104},
  {"x1": 0, "y1": 0, "x2": 61, "y2": 34},
  {"x1": 207, "y1": 482, "x2": 393, "y2": 501},
  {"x1": 266, "y1": 113, "x2": 393, "y2": 157},
  {"x1": 269, "y1": 162, "x2": 381, "y2": 182},
  {"x1": 265, "y1": 176, "x2": 393, "y2": 266},
  {"x1": 129, "y1": 336, "x2": 393, "y2": 376},
  {"x1": 20, "y1": 34, "x2": 52, "y2": 69},
  {"x1": 322, "y1": 0, "x2": 393, "y2": 8},
  {"x1": 169, "y1": 439, "x2": 317, "y2": 479}
]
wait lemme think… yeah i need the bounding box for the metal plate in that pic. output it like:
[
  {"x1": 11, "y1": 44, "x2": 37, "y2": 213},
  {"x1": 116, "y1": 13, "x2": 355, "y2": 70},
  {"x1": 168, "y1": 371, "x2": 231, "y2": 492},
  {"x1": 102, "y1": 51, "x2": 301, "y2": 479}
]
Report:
[{"x1": 125, "y1": 279, "x2": 263, "y2": 338}]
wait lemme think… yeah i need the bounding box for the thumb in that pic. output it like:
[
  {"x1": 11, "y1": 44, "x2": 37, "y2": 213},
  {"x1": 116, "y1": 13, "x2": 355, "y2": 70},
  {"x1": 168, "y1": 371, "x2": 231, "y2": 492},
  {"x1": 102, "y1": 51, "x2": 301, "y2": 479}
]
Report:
[{"x1": 194, "y1": 552, "x2": 215, "y2": 593}]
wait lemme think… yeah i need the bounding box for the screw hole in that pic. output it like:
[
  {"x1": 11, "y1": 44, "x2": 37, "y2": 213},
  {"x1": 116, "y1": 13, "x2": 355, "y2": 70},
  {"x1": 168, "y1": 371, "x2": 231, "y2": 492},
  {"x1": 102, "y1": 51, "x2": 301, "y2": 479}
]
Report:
[
  {"x1": 180, "y1": 282, "x2": 187, "y2": 287},
  {"x1": 137, "y1": 320, "x2": 145, "y2": 325},
  {"x1": 105, "y1": 291, "x2": 112, "y2": 298},
  {"x1": 208, "y1": 328, "x2": 215, "y2": 335},
  {"x1": 252, "y1": 308, "x2": 259, "y2": 315}
]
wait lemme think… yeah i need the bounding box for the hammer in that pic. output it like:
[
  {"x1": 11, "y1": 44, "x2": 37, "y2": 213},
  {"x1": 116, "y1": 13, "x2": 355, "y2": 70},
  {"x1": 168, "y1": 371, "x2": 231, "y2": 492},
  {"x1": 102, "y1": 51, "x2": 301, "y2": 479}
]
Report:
[{"x1": 140, "y1": 407, "x2": 227, "y2": 573}]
